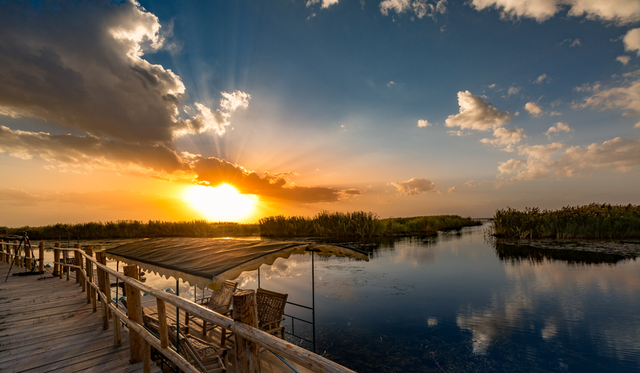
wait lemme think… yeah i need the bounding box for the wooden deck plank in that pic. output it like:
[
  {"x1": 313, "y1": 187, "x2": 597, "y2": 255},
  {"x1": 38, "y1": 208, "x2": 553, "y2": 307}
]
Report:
[{"x1": 0, "y1": 262, "x2": 160, "y2": 373}]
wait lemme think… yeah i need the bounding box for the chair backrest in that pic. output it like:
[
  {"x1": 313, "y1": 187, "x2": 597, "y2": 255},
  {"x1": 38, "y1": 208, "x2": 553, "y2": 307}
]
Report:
[
  {"x1": 256, "y1": 288, "x2": 288, "y2": 327},
  {"x1": 206, "y1": 280, "x2": 238, "y2": 313}
]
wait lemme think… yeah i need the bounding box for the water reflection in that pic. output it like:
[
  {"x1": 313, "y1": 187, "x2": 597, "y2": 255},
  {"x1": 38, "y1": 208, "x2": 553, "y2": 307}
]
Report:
[{"x1": 494, "y1": 242, "x2": 633, "y2": 265}]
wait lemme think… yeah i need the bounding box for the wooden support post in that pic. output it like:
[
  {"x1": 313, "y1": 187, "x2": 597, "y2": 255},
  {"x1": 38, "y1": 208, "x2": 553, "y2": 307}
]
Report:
[
  {"x1": 124, "y1": 264, "x2": 143, "y2": 363},
  {"x1": 143, "y1": 340, "x2": 151, "y2": 373},
  {"x1": 25, "y1": 241, "x2": 32, "y2": 270},
  {"x1": 38, "y1": 241, "x2": 44, "y2": 273},
  {"x1": 74, "y1": 244, "x2": 82, "y2": 285},
  {"x1": 14, "y1": 240, "x2": 20, "y2": 267},
  {"x1": 85, "y1": 246, "x2": 96, "y2": 309},
  {"x1": 113, "y1": 314, "x2": 123, "y2": 347},
  {"x1": 156, "y1": 298, "x2": 170, "y2": 348},
  {"x1": 233, "y1": 289, "x2": 261, "y2": 373},
  {"x1": 53, "y1": 242, "x2": 60, "y2": 276},
  {"x1": 0, "y1": 240, "x2": 4, "y2": 262},
  {"x1": 96, "y1": 252, "x2": 109, "y2": 329}
]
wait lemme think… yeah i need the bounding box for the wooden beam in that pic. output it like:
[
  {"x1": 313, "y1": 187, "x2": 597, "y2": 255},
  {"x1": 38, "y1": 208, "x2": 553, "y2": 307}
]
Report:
[
  {"x1": 124, "y1": 264, "x2": 143, "y2": 363},
  {"x1": 233, "y1": 289, "x2": 260, "y2": 373}
]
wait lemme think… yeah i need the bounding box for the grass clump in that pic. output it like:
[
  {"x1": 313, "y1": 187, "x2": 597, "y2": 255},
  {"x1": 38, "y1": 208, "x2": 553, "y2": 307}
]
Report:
[
  {"x1": 260, "y1": 211, "x2": 480, "y2": 238},
  {"x1": 493, "y1": 203, "x2": 640, "y2": 239},
  {"x1": 0, "y1": 220, "x2": 259, "y2": 240}
]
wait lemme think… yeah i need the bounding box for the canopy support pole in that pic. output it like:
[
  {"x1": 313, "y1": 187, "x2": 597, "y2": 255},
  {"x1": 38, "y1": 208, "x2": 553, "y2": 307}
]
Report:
[{"x1": 312, "y1": 252, "x2": 316, "y2": 353}]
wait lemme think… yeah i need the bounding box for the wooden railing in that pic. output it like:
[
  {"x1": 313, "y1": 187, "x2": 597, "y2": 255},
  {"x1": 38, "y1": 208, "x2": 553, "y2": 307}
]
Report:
[{"x1": 0, "y1": 240, "x2": 355, "y2": 373}]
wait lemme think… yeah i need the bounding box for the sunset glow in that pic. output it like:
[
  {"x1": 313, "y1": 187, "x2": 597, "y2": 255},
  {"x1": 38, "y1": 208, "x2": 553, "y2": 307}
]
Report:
[{"x1": 185, "y1": 184, "x2": 257, "y2": 222}]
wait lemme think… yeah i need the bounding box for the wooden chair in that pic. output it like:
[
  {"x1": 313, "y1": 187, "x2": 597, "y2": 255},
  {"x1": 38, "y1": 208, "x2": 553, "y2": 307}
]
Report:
[
  {"x1": 186, "y1": 280, "x2": 238, "y2": 344},
  {"x1": 170, "y1": 327, "x2": 228, "y2": 373},
  {"x1": 256, "y1": 288, "x2": 288, "y2": 340}
]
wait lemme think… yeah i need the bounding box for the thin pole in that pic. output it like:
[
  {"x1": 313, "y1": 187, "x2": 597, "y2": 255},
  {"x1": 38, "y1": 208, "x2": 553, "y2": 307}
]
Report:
[
  {"x1": 116, "y1": 261, "x2": 119, "y2": 307},
  {"x1": 257, "y1": 267, "x2": 261, "y2": 288},
  {"x1": 176, "y1": 278, "x2": 180, "y2": 363},
  {"x1": 312, "y1": 252, "x2": 316, "y2": 353}
]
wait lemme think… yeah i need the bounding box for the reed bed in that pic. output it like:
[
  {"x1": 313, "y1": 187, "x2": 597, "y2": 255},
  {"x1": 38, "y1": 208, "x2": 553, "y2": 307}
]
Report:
[
  {"x1": 259, "y1": 211, "x2": 480, "y2": 238},
  {"x1": 0, "y1": 220, "x2": 260, "y2": 240},
  {"x1": 492, "y1": 203, "x2": 640, "y2": 239}
]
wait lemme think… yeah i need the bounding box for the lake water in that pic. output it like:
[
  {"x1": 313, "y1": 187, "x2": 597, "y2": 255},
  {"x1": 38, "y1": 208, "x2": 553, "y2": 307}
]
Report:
[{"x1": 35, "y1": 224, "x2": 640, "y2": 372}]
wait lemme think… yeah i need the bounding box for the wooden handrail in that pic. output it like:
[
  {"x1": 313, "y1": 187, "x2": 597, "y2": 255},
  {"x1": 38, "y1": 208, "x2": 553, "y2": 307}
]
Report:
[{"x1": 68, "y1": 249, "x2": 354, "y2": 373}]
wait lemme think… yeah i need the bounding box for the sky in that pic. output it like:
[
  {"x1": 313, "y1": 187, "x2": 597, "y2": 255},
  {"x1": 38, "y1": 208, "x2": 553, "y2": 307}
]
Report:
[{"x1": 0, "y1": 0, "x2": 639, "y2": 226}]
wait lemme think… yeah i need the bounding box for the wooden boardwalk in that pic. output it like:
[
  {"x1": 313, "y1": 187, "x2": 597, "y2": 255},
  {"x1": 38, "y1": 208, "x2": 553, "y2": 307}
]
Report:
[{"x1": 0, "y1": 262, "x2": 161, "y2": 373}]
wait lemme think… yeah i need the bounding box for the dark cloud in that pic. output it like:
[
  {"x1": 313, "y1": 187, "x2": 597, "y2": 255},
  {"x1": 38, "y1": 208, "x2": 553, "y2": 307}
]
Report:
[
  {"x1": 0, "y1": 126, "x2": 188, "y2": 174},
  {"x1": 193, "y1": 157, "x2": 349, "y2": 203}
]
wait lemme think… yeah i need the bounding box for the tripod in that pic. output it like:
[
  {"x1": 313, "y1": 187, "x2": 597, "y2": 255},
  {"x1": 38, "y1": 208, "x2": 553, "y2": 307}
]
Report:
[{"x1": 4, "y1": 232, "x2": 34, "y2": 282}]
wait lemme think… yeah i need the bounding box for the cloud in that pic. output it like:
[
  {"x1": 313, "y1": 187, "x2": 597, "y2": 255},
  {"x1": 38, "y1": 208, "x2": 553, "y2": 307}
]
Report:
[
  {"x1": 574, "y1": 73, "x2": 640, "y2": 117},
  {"x1": 0, "y1": 126, "x2": 189, "y2": 176},
  {"x1": 524, "y1": 102, "x2": 543, "y2": 117},
  {"x1": 417, "y1": 119, "x2": 431, "y2": 127},
  {"x1": 534, "y1": 73, "x2": 548, "y2": 84},
  {"x1": 391, "y1": 178, "x2": 436, "y2": 196},
  {"x1": 470, "y1": 0, "x2": 640, "y2": 24},
  {"x1": 499, "y1": 137, "x2": 640, "y2": 180},
  {"x1": 617, "y1": 56, "x2": 631, "y2": 65},
  {"x1": 545, "y1": 122, "x2": 572, "y2": 139},
  {"x1": 306, "y1": 0, "x2": 340, "y2": 9},
  {"x1": 447, "y1": 186, "x2": 457, "y2": 193},
  {"x1": 380, "y1": 0, "x2": 447, "y2": 19},
  {"x1": 0, "y1": 0, "x2": 249, "y2": 144},
  {"x1": 507, "y1": 86, "x2": 520, "y2": 96},
  {"x1": 560, "y1": 38, "x2": 581, "y2": 47},
  {"x1": 192, "y1": 157, "x2": 353, "y2": 203},
  {"x1": 445, "y1": 91, "x2": 516, "y2": 131},
  {"x1": 0, "y1": 188, "x2": 46, "y2": 206},
  {"x1": 623, "y1": 28, "x2": 640, "y2": 56},
  {"x1": 481, "y1": 127, "x2": 526, "y2": 152}
]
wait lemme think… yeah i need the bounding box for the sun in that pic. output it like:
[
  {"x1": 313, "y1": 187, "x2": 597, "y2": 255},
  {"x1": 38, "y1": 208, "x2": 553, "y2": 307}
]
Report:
[{"x1": 185, "y1": 184, "x2": 257, "y2": 222}]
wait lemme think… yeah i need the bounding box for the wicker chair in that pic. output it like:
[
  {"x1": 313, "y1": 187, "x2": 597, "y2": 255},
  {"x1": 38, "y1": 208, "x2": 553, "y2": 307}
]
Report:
[
  {"x1": 186, "y1": 280, "x2": 238, "y2": 343},
  {"x1": 256, "y1": 288, "x2": 288, "y2": 340}
]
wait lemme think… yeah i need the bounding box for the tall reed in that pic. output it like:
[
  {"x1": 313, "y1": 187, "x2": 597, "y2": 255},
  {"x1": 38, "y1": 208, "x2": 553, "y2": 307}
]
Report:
[
  {"x1": 0, "y1": 220, "x2": 260, "y2": 240},
  {"x1": 259, "y1": 211, "x2": 479, "y2": 238},
  {"x1": 492, "y1": 203, "x2": 640, "y2": 239}
]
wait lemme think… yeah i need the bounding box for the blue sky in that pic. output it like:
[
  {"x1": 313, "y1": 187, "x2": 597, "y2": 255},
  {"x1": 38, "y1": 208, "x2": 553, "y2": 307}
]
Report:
[{"x1": 0, "y1": 0, "x2": 639, "y2": 225}]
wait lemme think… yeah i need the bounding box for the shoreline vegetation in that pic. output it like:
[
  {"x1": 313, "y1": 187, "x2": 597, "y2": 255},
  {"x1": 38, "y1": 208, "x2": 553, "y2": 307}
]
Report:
[
  {"x1": 493, "y1": 203, "x2": 640, "y2": 240},
  {"x1": 0, "y1": 211, "x2": 481, "y2": 240}
]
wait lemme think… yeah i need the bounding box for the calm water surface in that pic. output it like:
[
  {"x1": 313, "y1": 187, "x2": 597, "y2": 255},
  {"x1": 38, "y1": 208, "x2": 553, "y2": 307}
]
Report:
[{"x1": 42, "y1": 224, "x2": 640, "y2": 372}]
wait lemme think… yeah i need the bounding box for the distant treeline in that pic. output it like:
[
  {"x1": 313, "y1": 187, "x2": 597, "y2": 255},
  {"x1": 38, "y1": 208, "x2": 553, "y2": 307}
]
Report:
[
  {"x1": 0, "y1": 220, "x2": 259, "y2": 240},
  {"x1": 259, "y1": 211, "x2": 481, "y2": 238},
  {"x1": 493, "y1": 203, "x2": 640, "y2": 239}
]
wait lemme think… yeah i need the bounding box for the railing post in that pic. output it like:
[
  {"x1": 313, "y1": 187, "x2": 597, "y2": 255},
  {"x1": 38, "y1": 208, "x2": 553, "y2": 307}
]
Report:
[
  {"x1": 14, "y1": 240, "x2": 20, "y2": 267},
  {"x1": 25, "y1": 241, "x2": 32, "y2": 270},
  {"x1": 74, "y1": 243, "x2": 82, "y2": 285},
  {"x1": 96, "y1": 251, "x2": 109, "y2": 329},
  {"x1": 0, "y1": 240, "x2": 4, "y2": 262},
  {"x1": 53, "y1": 242, "x2": 60, "y2": 276},
  {"x1": 156, "y1": 298, "x2": 170, "y2": 348},
  {"x1": 124, "y1": 264, "x2": 143, "y2": 363},
  {"x1": 233, "y1": 289, "x2": 261, "y2": 373},
  {"x1": 85, "y1": 246, "x2": 96, "y2": 309},
  {"x1": 38, "y1": 241, "x2": 44, "y2": 273}
]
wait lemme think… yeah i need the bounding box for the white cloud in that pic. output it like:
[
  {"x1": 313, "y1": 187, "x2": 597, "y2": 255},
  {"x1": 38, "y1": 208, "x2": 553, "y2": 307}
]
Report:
[
  {"x1": 391, "y1": 177, "x2": 436, "y2": 196},
  {"x1": 445, "y1": 91, "x2": 516, "y2": 131},
  {"x1": 380, "y1": 0, "x2": 447, "y2": 19},
  {"x1": 525, "y1": 102, "x2": 543, "y2": 117},
  {"x1": 447, "y1": 186, "x2": 457, "y2": 193},
  {"x1": 507, "y1": 86, "x2": 520, "y2": 96},
  {"x1": 481, "y1": 127, "x2": 526, "y2": 152},
  {"x1": 0, "y1": 0, "x2": 248, "y2": 144},
  {"x1": 498, "y1": 137, "x2": 640, "y2": 180},
  {"x1": 617, "y1": 56, "x2": 631, "y2": 65},
  {"x1": 306, "y1": 0, "x2": 340, "y2": 8},
  {"x1": 470, "y1": 0, "x2": 640, "y2": 24},
  {"x1": 534, "y1": 73, "x2": 548, "y2": 84},
  {"x1": 574, "y1": 74, "x2": 640, "y2": 117},
  {"x1": 417, "y1": 119, "x2": 431, "y2": 127},
  {"x1": 623, "y1": 28, "x2": 640, "y2": 56},
  {"x1": 545, "y1": 122, "x2": 572, "y2": 139}
]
